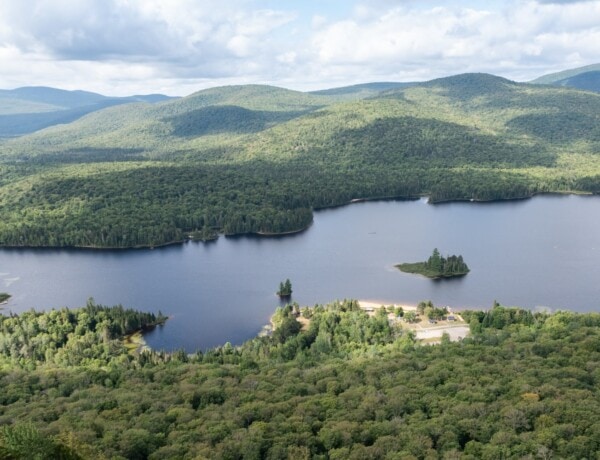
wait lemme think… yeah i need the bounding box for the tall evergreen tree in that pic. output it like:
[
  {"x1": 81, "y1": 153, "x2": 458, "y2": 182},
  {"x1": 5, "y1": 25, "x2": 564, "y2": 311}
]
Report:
[
  {"x1": 427, "y1": 248, "x2": 442, "y2": 272},
  {"x1": 277, "y1": 279, "x2": 292, "y2": 296}
]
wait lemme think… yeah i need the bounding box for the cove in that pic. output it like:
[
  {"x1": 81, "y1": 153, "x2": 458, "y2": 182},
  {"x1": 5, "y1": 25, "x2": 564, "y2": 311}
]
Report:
[{"x1": 1, "y1": 194, "x2": 600, "y2": 352}]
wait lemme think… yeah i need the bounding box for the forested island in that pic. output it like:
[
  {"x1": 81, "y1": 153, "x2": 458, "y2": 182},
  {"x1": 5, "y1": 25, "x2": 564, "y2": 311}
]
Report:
[
  {"x1": 0, "y1": 293, "x2": 10, "y2": 303},
  {"x1": 0, "y1": 299, "x2": 598, "y2": 458},
  {"x1": 397, "y1": 248, "x2": 470, "y2": 278},
  {"x1": 1, "y1": 73, "x2": 600, "y2": 248},
  {"x1": 276, "y1": 278, "x2": 293, "y2": 297}
]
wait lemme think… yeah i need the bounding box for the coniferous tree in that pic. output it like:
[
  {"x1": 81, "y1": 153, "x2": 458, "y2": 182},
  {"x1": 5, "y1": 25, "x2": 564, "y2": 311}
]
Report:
[
  {"x1": 428, "y1": 248, "x2": 442, "y2": 272},
  {"x1": 277, "y1": 279, "x2": 292, "y2": 296}
]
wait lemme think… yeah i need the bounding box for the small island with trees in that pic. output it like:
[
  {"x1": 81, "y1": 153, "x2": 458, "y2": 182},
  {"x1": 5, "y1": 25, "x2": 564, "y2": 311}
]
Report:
[
  {"x1": 396, "y1": 248, "x2": 470, "y2": 279},
  {"x1": 276, "y1": 279, "x2": 293, "y2": 297},
  {"x1": 0, "y1": 292, "x2": 10, "y2": 304}
]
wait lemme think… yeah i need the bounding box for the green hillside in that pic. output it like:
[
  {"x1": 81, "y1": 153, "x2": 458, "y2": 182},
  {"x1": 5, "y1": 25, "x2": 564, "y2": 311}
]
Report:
[
  {"x1": 0, "y1": 87, "x2": 175, "y2": 137},
  {"x1": 531, "y1": 63, "x2": 600, "y2": 84},
  {"x1": 310, "y1": 81, "x2": 416, "y2": 100},
  {"x1": 1, "y1": 74, "x2": 600, "y2": 247},
  {"x1": 553, "y1": 71, "x2": 600, "y2": 93},
  {"x1": 0, "y1": 300, "x2": 598, "y2": 459},
  {"x1": 531, "y1": 64, "x2": 600, "y2": 92}
]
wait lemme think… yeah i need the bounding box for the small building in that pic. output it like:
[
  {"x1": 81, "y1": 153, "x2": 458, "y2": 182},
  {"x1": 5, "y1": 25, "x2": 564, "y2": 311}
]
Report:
[{"x1": 447, "y1": 315, "x2": 456, "y2": 321}]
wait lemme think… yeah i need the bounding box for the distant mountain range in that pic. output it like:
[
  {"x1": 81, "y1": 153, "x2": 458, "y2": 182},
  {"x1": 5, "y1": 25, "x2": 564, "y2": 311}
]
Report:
[
  {"x1": 0, "y1": 86, "x2": 175, "y2": 137},
  {"x1": 310, "y1": 82, "x2": 416, "y2": 99},
  {"x1": 531, "y1": 63, "x2": 600, "y2": 92},
  {"x1": 0, "y1": 63, "x2": 598, "y2": 138}
]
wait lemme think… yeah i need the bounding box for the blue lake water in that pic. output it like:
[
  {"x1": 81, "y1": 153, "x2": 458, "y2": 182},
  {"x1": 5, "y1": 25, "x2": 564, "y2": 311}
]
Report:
[{"x1": 1, "y1": 194, "x2": 600, "y2": 351}]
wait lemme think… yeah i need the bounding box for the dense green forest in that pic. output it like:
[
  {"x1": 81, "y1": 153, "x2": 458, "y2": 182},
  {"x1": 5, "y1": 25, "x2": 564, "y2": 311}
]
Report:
[
  {"x1": 397, "y1": 248, "x2": 470, "y2": 278},
  {"x1": 1, "y1": 74, "x2": 600, "y2": 247},
  {"x1": 0, "y1": 300, "x2": 598, "y2": 458}
]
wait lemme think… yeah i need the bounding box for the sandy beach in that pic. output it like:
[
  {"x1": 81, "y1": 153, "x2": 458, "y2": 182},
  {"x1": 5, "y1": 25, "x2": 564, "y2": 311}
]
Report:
[
  {"x1": 358, "y1": 299, "x2": 468, "y2": 343},
  {"x1": 266, "y1": 300, "x2": 468, "y2": 344},
  {"x1": 357, "y1": 300, "x2": 417, "y2": 312},
  {"x1": 414, "y1": 325, "x2": 470, "y2": 342},
  {"x1": 124, "y1": 331, "x2": 151, "y2": 355}
]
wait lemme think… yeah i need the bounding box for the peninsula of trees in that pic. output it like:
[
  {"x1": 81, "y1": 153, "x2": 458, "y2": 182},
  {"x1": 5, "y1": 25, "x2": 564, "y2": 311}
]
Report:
[
  {"x1": 396, "y1": 248, "x2": 470, "y2": 278},
  {"x1": 0, "y1": 292, "x2": 10, "y2": 303}
]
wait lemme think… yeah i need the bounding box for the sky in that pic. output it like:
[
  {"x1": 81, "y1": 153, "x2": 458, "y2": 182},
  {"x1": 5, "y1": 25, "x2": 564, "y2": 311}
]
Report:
[{"x1": 0, "y1": 0, "x2": 599, "y2": 96}]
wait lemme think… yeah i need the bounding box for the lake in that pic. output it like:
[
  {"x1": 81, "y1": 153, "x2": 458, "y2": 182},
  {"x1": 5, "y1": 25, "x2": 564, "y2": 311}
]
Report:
[{"x1": 1, "y1": 194, "x2": 600, "y2": 351}]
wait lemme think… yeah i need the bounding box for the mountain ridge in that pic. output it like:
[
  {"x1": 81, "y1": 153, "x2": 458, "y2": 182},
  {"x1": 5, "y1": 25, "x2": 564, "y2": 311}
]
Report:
[
  {"x1": 531, "y1": 63, "x2": 600, "y2": 84},
  {"x1": 531, "y1": 63, "x2": 600, "y2": 92},
  {"x1": 0, "y1": 86, "x2": 176, "y2": 137}
]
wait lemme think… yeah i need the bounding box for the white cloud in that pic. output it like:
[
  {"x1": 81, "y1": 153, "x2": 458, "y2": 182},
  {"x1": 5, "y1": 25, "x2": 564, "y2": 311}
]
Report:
[
  {"x1": 277, "y1": 51, "x2": 297, "y2": 64},
  {"x1": 311, "y1": 15, "x2": 327, "y2": 29},
  {"x1": 0, "y1": 0, "x2": 298, "y2": 94},
  {"x1": 0, "y1": 0, "x2": 598, "y2": 95},
  {"x1": 307, "y1": 0, "x2": 600, "y2": 84}
]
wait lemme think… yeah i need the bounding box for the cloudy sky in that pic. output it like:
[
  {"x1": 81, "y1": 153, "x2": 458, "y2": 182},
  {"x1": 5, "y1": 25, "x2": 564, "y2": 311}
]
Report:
[{"x1": 0, "y1": 0, "x2": 599, "y2": 96}]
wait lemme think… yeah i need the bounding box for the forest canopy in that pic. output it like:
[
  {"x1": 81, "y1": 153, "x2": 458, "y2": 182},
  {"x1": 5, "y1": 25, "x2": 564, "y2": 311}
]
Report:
[{"x1": 0, "y1": 300, "x2": 598, "y2": 458}]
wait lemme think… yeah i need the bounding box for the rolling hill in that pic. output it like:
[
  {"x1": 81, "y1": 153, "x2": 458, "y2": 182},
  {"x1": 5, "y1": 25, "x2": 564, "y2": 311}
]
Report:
[
  {"x1": 0, "y1": 86, "x2": 175, "y2": 137},
  {"x1": 0, "y1": 86, "x2": 112, "y2": 109},
  {"x1": 310, "y1": 81, "x2": 416, "y2": 100},
  {"x1": 551, "y1": 71, "x2": 600, "y2": 93},
  {"x1": 531, "y1": 63, "x2": 600, "y2": 92},
  {"x1": 1, "y1": 74, "x2": 599, "y2": 248}
]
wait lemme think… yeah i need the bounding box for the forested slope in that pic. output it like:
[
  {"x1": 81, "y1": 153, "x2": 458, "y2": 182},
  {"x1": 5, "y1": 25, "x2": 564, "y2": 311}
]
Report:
[
  {"x1": 309, "y1": 81, "x2": 415, "y2": 100},
  {"x1": 0, "y1": 86, "x2": 174, "y2": 137},
  {"x1": 0, "y1": 300, "x2": 598, "y2": 459},
  {"x1": 531, "y1": 63, "x2": 600, "y2": 91},
  {"x1": 1, "y1": 74, "x2": 600, "y2": 247},
  {"x1": 533, "y1": 63, "x2": 600, "y2": 83},
  {"x1": 553, "y1": 71, "x2": 600, "y2": 93}
]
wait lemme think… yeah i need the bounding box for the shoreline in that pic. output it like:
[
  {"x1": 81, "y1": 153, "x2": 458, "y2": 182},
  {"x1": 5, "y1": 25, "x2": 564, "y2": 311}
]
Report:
[
  {"x1": 357, "y1": 299, "x2": 418, "y2": 312},
  {"x1": 124, "y1": 330, "x2": 151, "y2": 355},
  {"x1": 1, "y1": 191, "x2": 595, "y2": 250},
  {"x1": 255, "y1": 223, "x2": 313, "y2": 237},
  {"x1": 395, "y1": 263, "x2": 469, "y2": 280},
  {"x1": 263, "y1": 300, "x2": 468, "y2": 345},
  {"x1": 262, "y1": 299, "x2": 417, "y2": 337},
  {"x1": 429, "y1": 190, "x2": 594, "y2": 205}
]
